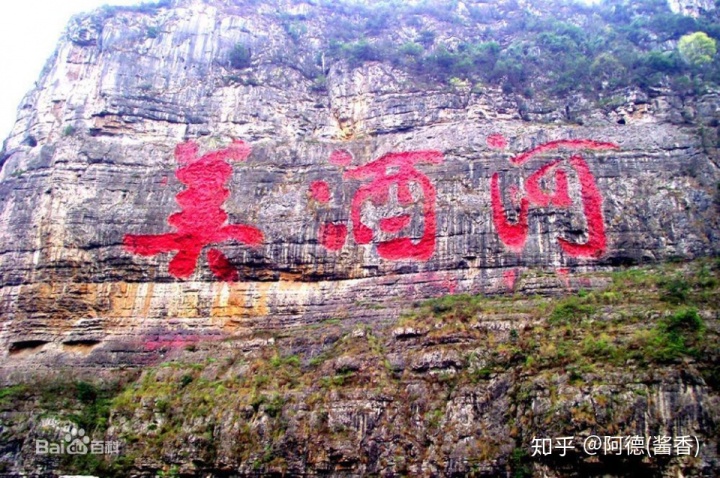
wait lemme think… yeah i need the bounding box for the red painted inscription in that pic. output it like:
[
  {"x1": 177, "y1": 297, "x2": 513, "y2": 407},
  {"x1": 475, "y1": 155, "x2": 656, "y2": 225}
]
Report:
[
  {"x1": 124, "y1": 140, "x2": 264, "y2": 280},
  {"x1": 491, "y1": 139, "x2": 618, "y2": 259},
  {"x1": 314, "y1": 150, "x2": 444, "y2": 261}
]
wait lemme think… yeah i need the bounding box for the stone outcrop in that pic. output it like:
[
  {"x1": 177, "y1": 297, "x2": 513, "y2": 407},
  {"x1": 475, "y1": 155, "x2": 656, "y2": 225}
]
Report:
[{"x1": 0, "y1": 0, "x2": 719, "y2": 475}]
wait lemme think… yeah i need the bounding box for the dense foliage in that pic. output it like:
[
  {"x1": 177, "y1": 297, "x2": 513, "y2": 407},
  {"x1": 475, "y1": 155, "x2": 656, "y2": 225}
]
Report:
[
  {"x1": 266, "y1": 0, "x2": 720, "y2": 98},
  {"x1": 679, "y1": 31, "x2": 718, "y2": 66}
]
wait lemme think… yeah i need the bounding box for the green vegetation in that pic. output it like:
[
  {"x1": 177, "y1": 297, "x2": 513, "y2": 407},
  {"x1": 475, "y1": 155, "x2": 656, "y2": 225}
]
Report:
[
  {"x1": 23, "y1": 136, "x2": 37, "y2": 147},
  {"x1": 219, "y1": 0, "x2": 720, "y2": 99},
  {"x1": 400, "y1": 260, "x2": 718, "y2": 377},
  {"x1": 509, "y1": 448, "x2": 533, "y2": 478},
  {"x1": 548, "y1": 296, "x2": 596, "y2": 325},
  {"x1": 281, "y1": 18, "x2": 307, "y2": 42},
  {"x1": 157, "y1": 465, "x2": 180, "y2": 477},
  {"x1": 146, "y1": 25, "x2": 160, "y2": 39},
  {"x1": 97, "y1": 0, "x2": 171, "y2": 16},
  {"x1": 1, "y1": 260, "x2": 717, "y2": 476},
  {"x1": 310, "y1": 74, "x2": 327, "y2": 91},
  {"x1": 87, "y1": 0, "x2": 720, "y2": 99},
  {"x1": 0, "y1": 377, "x2": 134, "y2": 477},
  {"x1": 0, "y1": 384, "x2": 28, "y2": 407},
  {"x1": 679, "y1": 31, "x2": 718, "y2": 66},
  {"x1": 646, "y1": 307, "x2": 706, "y2": 361},
  {"x1": 229, "y1": 43, "x2": 252, "y2": 69},
  {"x1": 88, "y1": 0, "x2": 720, "y2": 98}
]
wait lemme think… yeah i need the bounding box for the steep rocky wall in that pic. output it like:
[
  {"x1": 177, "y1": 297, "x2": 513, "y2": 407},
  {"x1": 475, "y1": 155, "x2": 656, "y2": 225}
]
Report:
[{"x1": 0, "y1": 0, "x2": 719, "y2": 372}]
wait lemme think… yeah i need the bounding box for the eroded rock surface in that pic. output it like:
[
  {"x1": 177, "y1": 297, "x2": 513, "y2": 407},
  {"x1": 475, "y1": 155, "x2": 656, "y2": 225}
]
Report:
[
  {"x1": 0, "y1": 1, "x2": 719, "y2": 475},
  {"x1": 1, "y1": 0, "x2": 718, "y2": 373}
]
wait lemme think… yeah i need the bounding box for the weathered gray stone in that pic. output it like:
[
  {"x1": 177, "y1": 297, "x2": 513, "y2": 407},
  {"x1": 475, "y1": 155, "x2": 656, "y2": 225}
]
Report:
[{"x1": 0, "y1": 1, "x2": 718, "y2": 475}]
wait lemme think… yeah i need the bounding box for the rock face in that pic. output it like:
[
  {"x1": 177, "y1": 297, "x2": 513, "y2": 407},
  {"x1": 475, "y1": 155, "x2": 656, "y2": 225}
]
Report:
[
  {"x1": 0, "y1": 0, "x2": 719, "y2": 476},
  {"x1": 1, "y1": 0, "x2": 719, "y2": 373},
  {"x1": 1, "y1": 262, "x2": 718, "y2": 477}
]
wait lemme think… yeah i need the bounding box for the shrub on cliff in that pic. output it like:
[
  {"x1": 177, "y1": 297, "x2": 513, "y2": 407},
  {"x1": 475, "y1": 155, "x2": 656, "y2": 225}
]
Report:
[
  {"x1": 647, "y1": 307, "x2": 706, "y2": 361},
  {"x1": 229, "y1": 43, "x2": 252, "y2": 69},
  {"x1": 331, "y1": 38, "x2": 383, "y2": 67}
]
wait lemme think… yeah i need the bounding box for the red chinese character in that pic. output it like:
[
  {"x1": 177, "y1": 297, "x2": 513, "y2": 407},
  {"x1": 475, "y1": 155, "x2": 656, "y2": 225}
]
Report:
[
  {"x1": 311, "y1": 150, "x2": 443, "y2": 261},
  {"x1": 347, "y1": 150, "x2": 443, "y2": 260},
  {"x1": 124, "y1": 140, "x2": 263, "y2": 281},
  {"x1": 491, "y1": 139, "x2": 618, "y2": 259}
]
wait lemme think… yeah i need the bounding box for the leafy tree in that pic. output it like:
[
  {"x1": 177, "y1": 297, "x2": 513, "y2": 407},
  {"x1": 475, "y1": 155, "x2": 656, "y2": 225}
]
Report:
[
  {"x1": 678, "y1": 31, "x2": 717, "y2": 67},
  {"x1": 590, "y1": 53, "x2": 628, "y2": 89},
  {"x1": 491, "y1": 43, "x2": 532, "y2": 91}
]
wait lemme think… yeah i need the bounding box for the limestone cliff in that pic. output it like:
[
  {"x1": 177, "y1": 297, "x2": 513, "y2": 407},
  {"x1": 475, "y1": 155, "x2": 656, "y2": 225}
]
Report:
[
  {"x1": 0, "y1": 0, "x2": 719, "y2": 476},
  {"x1": 668, "y1": 0, "x2": 716, "y2": 17}
]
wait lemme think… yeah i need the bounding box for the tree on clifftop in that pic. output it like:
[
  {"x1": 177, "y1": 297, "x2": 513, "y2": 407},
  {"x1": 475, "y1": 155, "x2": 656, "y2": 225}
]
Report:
[{"x1": 678, "y1": 31, "x2": 717, "y2": 67}]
